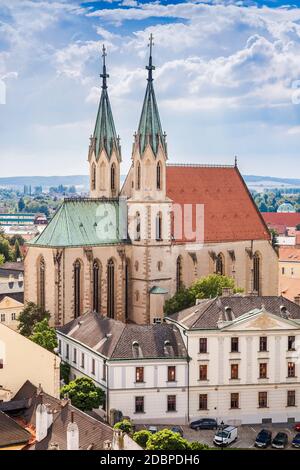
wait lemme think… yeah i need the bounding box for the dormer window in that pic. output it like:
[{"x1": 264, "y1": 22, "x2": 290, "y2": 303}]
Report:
[{"x1": 132, "y1": 341, "x2": 142, "y2": 358}]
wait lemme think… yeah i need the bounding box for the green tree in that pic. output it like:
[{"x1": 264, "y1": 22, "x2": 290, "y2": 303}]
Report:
[
  {"x1": 60, "y1": 377, "x2": 105, "y2": 411},
  {"x1": 0, "y1": 236, "x2": 13, "y2": 261},
  {"x1": 18, "y1": 197, "x2": 25, "y2": 212},
  {"x1": 164, "y1": 274, "x2": 242, "y2": 316},
  {"x1": 114, "y1": 419, "x2": 133, "y2": 434},
  {"x1": 29, "y1": 319, "x2": 57, "y2": 352},
  {"x1": 60, "y1": 362, "x2": 71, "y2": 385},
  {"x1": 146, "y1": 429, "x2": 191, "y2": 450},
  {"x1": 14, "y1": 239, "x2": 22, "y2": 260},
  {"x1": 133, "y1": 430, "x2": 152, "y2": 448},
  {"x1": 0, "y1": 254, "x2": 4, "y2": 265},
  {"x1": 18, "y1": 302, "x2": 50, "y2": 337}
]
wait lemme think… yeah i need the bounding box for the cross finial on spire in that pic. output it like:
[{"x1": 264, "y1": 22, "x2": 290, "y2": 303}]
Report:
[
  {"x1": 234, "y1": 155, "x2": 238, "y2": 167},
  {"x1": 100, "y1": 44, "x2": 109, "y2": 90},
  {"x1": 146, "y1": 33, "x2": 155, "y2": 82}
]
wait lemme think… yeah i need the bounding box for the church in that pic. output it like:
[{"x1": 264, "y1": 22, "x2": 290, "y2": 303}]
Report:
[{"x1": 24, "y1": 39, "x2": 278, "y2": 327}]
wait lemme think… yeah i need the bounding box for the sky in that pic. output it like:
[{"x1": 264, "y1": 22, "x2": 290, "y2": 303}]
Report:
[{"x1": 0, "y1": 0, "x2": 300, "y2": 178}]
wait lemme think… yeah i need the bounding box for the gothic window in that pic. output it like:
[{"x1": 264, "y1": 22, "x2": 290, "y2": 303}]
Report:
[
  {"x1": 156, "y1": 161, "x2": 162, "y2": 190},
  {"x1": 91, "y1": 163, "x2": 96, "y2": 191},
  {"x1": 136, "y1": 161, "x2": 141, "y2": 190},
  {"x1": 111, "y1": 163, "x2": 116, "y2": 192},
  {"x1": 37, "y1": 256, "x2": 45, "y2": 310},
  {"x1": 156, "y1": 212, "x2": 162, "y2": 241},
  {"x1": 176, "y1": 256, "x2": 183, "y2": 292},
  {"x1": 100, "y1": 161, "x2": 106, "y2": 190},
  {"x1": 216, "y1": 253, "x2": 225, "y2": 275},
  {"x1": 93, "y1": 260, "x2": 101, "y2": 313},
  {"x1": 125, "y1": 259, "x2": 130, "y2": 321},
  {"x1": 135, "y1": 212, "x2": 141, "y2": 241},
  {"x1": 253, "y1": 252, "x2": 261, "y2": 294},
  {"x1": 107, "y1": 258, "x2": 115, "y2": 319},
  {"x1": 74, "y1": 260, "x2": 82, "y2": 318}
]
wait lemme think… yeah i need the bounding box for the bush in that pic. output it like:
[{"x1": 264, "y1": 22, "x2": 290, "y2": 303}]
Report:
[
  {"x1": 60, "y1": 377, "x2": 105, "y2": 411},
  {"x1": 146, "y1": 429, "x2": 190, "y2": 450},
  {"x1": 133, "y1": 430, "x2": 152, "y2": 448},
  {"x1": 189, "y1": 441, "x2": 210, "y2": 450},
  {"x1": 114, "y1": 419, "x2": 133, "y2": 434}
]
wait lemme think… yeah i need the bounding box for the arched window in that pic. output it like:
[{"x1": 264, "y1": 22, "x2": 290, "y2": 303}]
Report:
[
  {"x1": 107, "y1": 259, "x2": 115, "y2": 319},
  {"x1": 125, "y1": 259, "x2": 130, "y2": 321},
  {"x1": 253, "y1": 252, "x2": 261, "y2": 294},
  {"x1": 91, "y1": 163, "x2": 96, "y2": 191},
  {"x1": 136, "y1": 161, "x2": 141, "y2": 190},
  {"x1": 93, "y1": 260, "x2": 101, "y2": 313},
  {"x1": 176, "y1": 256, "x2": 183, "y2": 292},
  {"x1": 216, "y1": 253, "x2": 225, "y2": 275},
  {"x1": 156, "y1": 212, "x2": 162, "y2": 241},
  {"x1": 100, "y1": 161, "x2": 106, "y2": 190},
  {"x1": 37, "y1": 256, "x2": 45, "y2": 310},
  {"x1": 111, "y1": 163, "x2": 116, "y2": 192},
  {"x1": 135, "y1": 212, "x2": 141, "y2": 241},
  {"x1": 74, "y1": 260, "x2": 82, "y2": 318},
  {"x1": 156, "y1": 161, "x2": 162, "y2": 190}
]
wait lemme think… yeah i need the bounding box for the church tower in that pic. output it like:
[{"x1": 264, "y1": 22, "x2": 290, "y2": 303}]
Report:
[
  {"x1": 88, "y1": 46, "x2": 121, "y2": 198},
  {"x1": 127, "y1": 35, "x2": 172, "y2": 324}
]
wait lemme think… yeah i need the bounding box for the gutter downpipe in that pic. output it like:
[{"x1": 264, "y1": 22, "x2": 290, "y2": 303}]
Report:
[{"x1": 183, "y1": 329, "x2": 190, "y2": 424}]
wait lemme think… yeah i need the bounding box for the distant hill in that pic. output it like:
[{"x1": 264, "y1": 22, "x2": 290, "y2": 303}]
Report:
[{"x1": 0, "y1": 174, "x2": 299, "y2": 192}]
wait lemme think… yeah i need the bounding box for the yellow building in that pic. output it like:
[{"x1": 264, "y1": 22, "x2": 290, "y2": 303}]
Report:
[
  {"x1": 0, "y1": 321, "x2": 60, "y2": 400},
  {"x1": 0, "y1": 296, "x2": 23, "y2": 331},
  {"x1": 279, "y1": 246, "x2": 300, "y2": 303}
]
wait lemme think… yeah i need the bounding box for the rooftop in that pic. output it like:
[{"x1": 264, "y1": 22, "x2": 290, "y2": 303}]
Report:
[{"x1": 58, "y1": 312, "x2": 187, "y2": 360}]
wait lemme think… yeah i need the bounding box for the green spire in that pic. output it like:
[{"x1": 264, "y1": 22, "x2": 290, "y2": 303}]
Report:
[
  {"x1": 93, "y1": 45, "x2": 121, "y2": 161},
  {"x1": 137, "y1": 34, "x2": 166, "y2": 157}
]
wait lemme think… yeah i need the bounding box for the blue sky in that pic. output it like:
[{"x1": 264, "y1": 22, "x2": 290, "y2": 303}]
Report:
[{"x1": 0, "y1": 0, "x2": 300, "y2": 177}]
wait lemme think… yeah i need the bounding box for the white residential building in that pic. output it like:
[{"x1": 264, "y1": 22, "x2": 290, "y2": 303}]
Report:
[
  {"x1": 167, "y1": 295, "x2": 300, "y2": 425},
  {"x1": 57, "y1": 313, "x2": 188, "y2": 424}
]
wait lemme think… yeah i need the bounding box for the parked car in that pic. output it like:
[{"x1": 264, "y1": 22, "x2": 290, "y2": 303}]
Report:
[
  {"x1": 272, "y1": 432, "x2": 288, "y2": 449},
  {"x1": 190, "y1": 418, "x2": 218, "y2": 430},
  {"x1": 295, "y1": 423, "x2": 300, "y2": 432},
  {"x1": 148, "y1": 426, "x2": 158, "y2": 434},
  {"x1": 171, "y1": 426, "x2": 184, "y2": 437},
  {"x1": 213, "y1": 426, "x2": 238, "y2": 447},
  {"x1": 292, "y1": 433, "x2": 300, "y2": 448},
  {"x1": 254, "y1": 429, "x2": 272, "y2": 448}
]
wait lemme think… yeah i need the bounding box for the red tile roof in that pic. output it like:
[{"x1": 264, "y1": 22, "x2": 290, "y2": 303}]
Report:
[
  {"x1": 262, "y1": 212, "x2": 300, "y2": 228},
  {"x1": 279, "y1": 246, "x2": 300, "y2": 262},
  {"x1": 166, "y1": 165, "x2": 270, "y2": 243}
]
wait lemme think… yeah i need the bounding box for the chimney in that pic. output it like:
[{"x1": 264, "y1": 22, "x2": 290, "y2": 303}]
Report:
[
  {"x1": 36, "y1": 402, "x2": 48, "y2": 442},
  {"x1": 67, "y1": 411, "x2": 79, "y2": 451},
  {"x1": 221, "y1": 287, "x2": 233, "y2": 297},
  {"x1": 112, "y1": 429, "x2": 124, "y2": 450}
]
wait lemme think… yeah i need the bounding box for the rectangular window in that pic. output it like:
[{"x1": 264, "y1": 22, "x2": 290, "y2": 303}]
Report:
[
  {"x1": 11, "y1": 313, "x2": 16, "y2": 321},
  {"x1": 135, "y1": 396, "x2": 144, "y2": 413},
  {"x1": 259, "y1": 363, "x2": 267, "y2": 379},
  {"x1": 167, "y1": 395, "x2": 177, "y2": 412},
  {"x1": 199, "y1": 338, "x2": 207, "y2": 353},
  {"x1": 73, "y1": 348, "x2": 77, "y2": 364},
  {"x1": 136, "y1": 367, "x2": 144, "y2": 383},
  {"x1": 288, "y1": 362, "x2": 296, "y2": 378},
  {"x1": 168, "y1": 366, "x2": 176, "y2": 382},
  {"x1": 287, "y1": 390, "x2": 296, "y2": 407},
  {"x1": 230, "y1": 393, "x2": 239, "y2": 409},
  {"x1": 102, "y1": 363, "x2": 106, "y2": 381},
  {"x1": 91, "y1": 358, "x2": 95, "y2": 375},
  {"x1": 0, "y1": 314, "x2": 5, "y2": 322},
  {"x1": 258, "y1": 391, "x2": 268, "y2": 408},
  {"x1": 259, "y1": 337, "x2": 267, "y2": 352},
  {"x1": 199, "y1": 364, "x2": 208, "y2": 381},
  {"x1": 58, "y1": 340, "x2": 62, "y2": 354},
  {"x1": 231, "y1": 337, "x2": 239, "y2": 352},
  {"x1": 0, "y1": 359, "x2": 3, "y2": 369},
  {"x1": 288, "y1": 336, "x2": 295, "y2": 351},
  {"x1": 282, "y1": 267, "x2": 285, "y2": 275},
  {"x1": 199, "y1": 394, "x2": 208, "y2": 410},
  {"x1": 230, "y1": 364, "x2": 239, "y2": 380},
  {"x1": 81, "y1": 352, "x2": 85, "y2": 368},
  {"x1": 66, "y1": 344, "x2": 69, "y2": 360}
]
